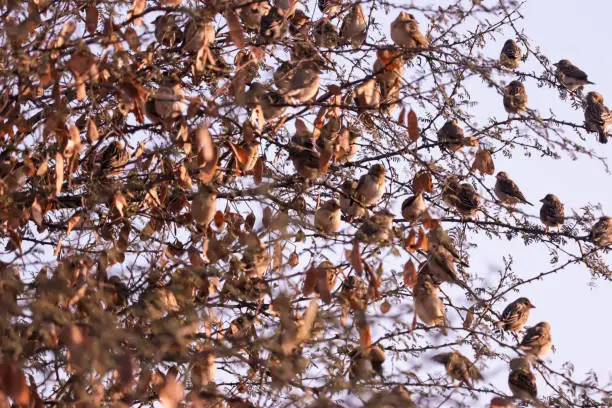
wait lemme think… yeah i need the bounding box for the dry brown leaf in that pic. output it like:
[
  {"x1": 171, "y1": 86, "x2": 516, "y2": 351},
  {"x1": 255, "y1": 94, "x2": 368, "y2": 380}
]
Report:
[
  {"x1": 159, "y1": 367, "x2": 184, "y2": 408},
  {"x1": 302, "y1": 266, "x2": 317, "y2": 296},
  {"x1": 228, "y1": 141, "x2": 249, "y2": 169},
  {"x1": 55, "y1": 152, "x2": 63, "y2": 195},
  {"x1": 0, "y1": 365, "x2": 30, "y2": 406},
  {"x1": 195, "y1": 126, "x2": 215, "y2": 163},
  {"x1": 224, "y1": 9, "x2": 245, "y2": 49},
  {"x1": 67, "y1": 213, "x2": 81, "y2": 235},
  {"x1": 113, "y1": 191, "x2": 127, "y2": 217},
  {"x1": 398, "y1": 107, "x2": 406, "y2": 126},
  {"x1": 288, "y1": 251, "x2": 299, "y2": 267},
  {"x1": 31, "y1": 198, "x2": 43, "y2": 227},
  {"x1": 404, "y1": 229, "x2": 416, "y2": 252},
  {"x1": 334, "y1": 128, "x2": 350, "y2": 159},
  {"x1": 408, "y1": 109, "x2": 420, "y2": 142},
  {"x1": 471, "y1": 148, "x2": 495, "y2": 175},
  {"x1": 86, "y1": 118, "x2": 98, "y2": 142},
  {"x1": 412, "y1": 171, "x2": 433, "y2": 195},
  {"x1": 416, "y1": 228, "x2": 427, "y2": 251},
  {"x1": 380, "y1": 301, "x2": 391, "y2": 314},
  {"x1": 403, "y1": 260, "x2": 417, "y2": 287},
  {"x1": 357, "y1": 315, "x2": 371, "y2": 349},
  {"x1": 213, "y1": 211, "x2": 224, "y2": 228},
  {"x1": 85, "y1": 5, "x2": 99, "y2": 35},
  {"x1": 128, "y1": 0, "x2": 146, "y2": 26},
  {"x1": 253, "y1": 156, "x2": 264, "y2": 184},
  {"x1": 273, "y1": 243, "x2": 282, "y2": 271},
  {"x1": 349, "y1": 239, "x2": 364, "y2": 276},
  {"x1": 422, "y1": 216, "x2": 441, "y2": 231}
]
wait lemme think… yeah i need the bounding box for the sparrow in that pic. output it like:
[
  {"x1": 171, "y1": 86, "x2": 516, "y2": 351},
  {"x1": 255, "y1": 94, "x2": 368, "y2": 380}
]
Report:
[
  {"x1": 539, "y1": 194, "x2": 564, "y2": 230},
  {"x1": 589, "y1": 216, "x2": 612, "y2": 247},
  {"x1": 437, "y1": 120, "x2": 468, "y2": 152},
  {"x1": 340, "y1": 4, "x2": 366, "y2": 48},
  {"x1": 496, "y1": 297, "x2": 535, "y2": 333},
  {"x1": 520, "y1": 322, "x2": 552, "y2": 358},
  {"x1": 499, "y1": 39, "x2": 521, "y2": 69},
  {"x1": 428, "y1": 226, "x2": 469, "y2": 267},
  {"x1": 274, "y1": 58, "x2": 322, "y2": 102},
  {"x1": 149, "y1": 73, "x2": 185, "y2": 123},
  {"x1": 260, "y1": 6, "x2": 287, "y2": 43},
  {"x1": 191, "y1": 184, "x2": 218, "y2": 227},
  {"x1": 242, "y1": 236, "x2": 271, "y2": 278},
  {"x1": 413, "y1": 272, "x2": 446, "y2": 330},
  {"x1": 401, "y1": 193, "x2": 428, "y2": 222},
  {"x1": 348, "y1": 347, "x2": 374, "y2": 382},
  {"x1": 442, "y1": 177, "x2": 481, "y2": 218},
  {"x1": 234, "y1": 49, "x2": 260, "y2": 85},
  {"x1": 426, "y1": 247, "x2": 467, "y2": 288},
  {"x1": 340, "y1": 180, "x2": 367, "y2": 219},
  {"x1": 374, "y1": 48, "x2": 404, "y2": 115},
  {"x1": 369, "y1": 345, "x2": 386, "y2": 377},
  {"x1": 335, "y1": 128, "x2": 359, "y2": 163},
  {"x1": 95, "y1": 141, "x2": 130, "y2": 178},
  {"x1": 390, "y1": 12, "x2": 429, "y2": 57},
  {"x1": 432, "y1": 350, "x2": 482, "y2": 386},
  {"x1": 489, "y1": 397, "x2": 518, "y2": 408},
  {"x1": 349, "y1": 164, "x2": 386, "y2": 217},
  {"x1": 245, "y1": 83, "x2": 288, "y2": 120},
  {"x1": 508, "y1": 357, "x2": 537, "y2": 401},
  {"x1": 155, "y1": 14, "x2": 183, "y2": 47},
  {"x1": 318, "y1": 0, "x2": 342, "y2": 16},
  {"x1": 190, "y1": 351, "x2": 217, "y2": 386},
  {"x1": 495, "y1": 171, "x2": 532, "y2": 206},
  {"x1": 313, "y1": 18, "x2": 340, "y2": 49},
  {"x1": 584, "y1": 91, "x2": 612, "y2": 144},
  {"x1": 356, "y1": 209, "x2": 394, "y2": 245},
  {"x1": 288, "y1": 141, "x2": 321, "y2": 180},
  {"x1": 182, "y1": 17, "x2": 215, "y2": 52},
  {"x1": 289, "y1": 9, "x2": 310, "y2": 38},
  {"x1": 239, "y1": 0, "x2": 271, "y2": 31},
  {"x1": 503, "y1": 80, "x2": 528, "y2": 115},
  {"x1": 364, "y1": 386, "x2": 416, "y2": 408},
  {"x1": 554, "y1": 59, "x2": 594, "y2": 91},
  {"x1": 315, "y1": 200, "x2": 342, "y2": 235},
  {"x1": 353, "y1": 79, "x2": 381, "y2": 111}
]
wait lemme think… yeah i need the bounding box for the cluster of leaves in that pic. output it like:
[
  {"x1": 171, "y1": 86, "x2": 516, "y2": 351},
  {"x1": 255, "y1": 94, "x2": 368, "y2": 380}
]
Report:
[{"x1": 0, "y1": 0, "x2": 610, "y2": 407}]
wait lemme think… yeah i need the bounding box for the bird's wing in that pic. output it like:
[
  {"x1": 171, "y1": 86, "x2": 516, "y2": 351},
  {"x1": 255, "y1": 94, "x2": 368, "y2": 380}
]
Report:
[
  {"x1": 509, "y1": 370, "x2": 537, "y2": 397},
  {"x1": 500, "y1": 179, "x2": 528, "y2": 202},
  {"x1": 561, "y1": 64, "x2": 589, "y2": 80}
]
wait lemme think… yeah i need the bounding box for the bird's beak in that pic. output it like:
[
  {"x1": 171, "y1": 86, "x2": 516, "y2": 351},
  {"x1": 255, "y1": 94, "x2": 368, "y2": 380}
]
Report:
[
  {"x1": 539, "y1": 198, "x2": 545, "y2": 202},
  {"x1": 529, "y1": 303, "x2": 536, "y2": 309},
  {"x1": 553, "y1": 63, "x2": 559, "y2": 67}
]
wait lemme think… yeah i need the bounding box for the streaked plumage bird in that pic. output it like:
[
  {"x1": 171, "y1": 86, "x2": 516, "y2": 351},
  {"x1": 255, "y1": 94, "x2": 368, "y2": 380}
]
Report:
[
  {"x1": 349, "y1": 164, "x2": 386, "y2": 217},
  {"x1": 499, "y1": 39, "x2": 521, "y2": 69},
  {"x1": 390, "y1": 12, "x2": 429, "y2": 57},
  {"x1": 496, "y1": 297, "x2": 535, "y2": 333},
  {"x1": 495, "y1": 171, "x2": 532, "y2": 206},
  {"x1": 428, "y1": 226, "x2": 468, "y2": 267},
  {"x1": 191, "y1": 184, "x2": 218, "y2": 227},
  {"x1": 589, "y1": 216, "x2": 612, "y2": 247},
  {"x1": 426, "y1": 247, "x2": 467, "y2": 288},
  {"x1": 182, "y1": 18, "x2": 215, "y2": 52},
  {"x1": 503, "y1": 80, "x2": 528, "y2": 115},
  {"x1": 348, "y1": 347, "x2": 374, "y2": 382},
  {"x1": 288, "y1": 138, "x2": 321, "y2": 180},
  {"x1": 289, "y1": 9, "x2": 310, "y2": 38},
  {"x1": 353, "y1": 79, "x2": 381, "y2": 111},
  {"x1": 340, "y1": 5, "x2": 366, "y2": 48},
  {"x1": 584, "y1": 91, "x2": 612, "y2": 144},
  {"x1": 364, "y1": 386, "x2": 416, "y2": 408},
  {"x1": 520, "y1": 322, "x2": 552, "y2": 358},
  {"x1": 155, "y1": 14, "x2": 183, "y2": 48},
  {"x1": 508, "y1": 358, "x2": 537, "y2": 401},
  {"x1": 413, "y1": 272, "x2": 446, "y2": 330},
  {"x1": 274, "y1": 58, "x2": 322, "y2": 102},
  {"x1": 442, "y1": 177, "x2": 481, "y2": 218},
  {"x1": 313, "y1": 18, "x2": 340, "y2": 48},
  {"x1": 315, "y1": 200, "x2": 341, "y2": 235},
  {"x1": 432, "y1": 351, "x2": 482, "y2": 386},
  {"x1": 150, "y1": 74, "x2": 185, "y2": 122},
  {"x1": 401, "y1": 193, "x2": 428, "y2": 222},
  {"x1": 318, "y1": 0, "x2": 342, "y2": 16},
  {"x1": 554, "y1": 59, "x2": 594, "y2": 91},
  {"x1": 437, "y1": 120, "x2": 468, "y2": 152},
  {"x1": 369, "y1": 345, "x2": 386, "y2": 377},
  {"x1": 539, "y1": 194, "x2": 564, "y2": 231},
  {"x1": 260, "y1": 6, "x2": 287, "y2": 42},
  {"x1": 95, "y1": 141, "x2": 130, "y2": 178},
  {"x1": 242, "y1": 234, "x2": 271, "y2": 277},
  {"x1": 339, "y1": 180, "x2": 364, "y2": 218},
  {"x1": 356, "y1": 210, "x2": 394, "y2": 245},
  {"x1": 245, "y1": 83, "x2": 288, "y2": 120},
  {"x1": 239, "y1": 0, "x2": 271, "y2": 31},
  {"x1": 374, "y1": 48, "x2": 404, "y2": 115}
]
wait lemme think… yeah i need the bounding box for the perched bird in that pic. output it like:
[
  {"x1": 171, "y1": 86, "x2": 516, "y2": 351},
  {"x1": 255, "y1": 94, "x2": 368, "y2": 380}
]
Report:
[
  {"x1": 413, "y1": 272, "x2": 446, "y2": 330},
  {"x1": 495, "y1": 171, "x2": 532, "y2": 206},
  {"x1": 245, "y1": 83, "x2": 288, "y2": 120},
  {"x1": 499, "y1": 39, "x2": 522, "y2": 69},
  {"x1": 288, "y1": 141, "x2": 321, "y2": 180},
  {"x1": 348, "y1": 347, "x2": 374, "y2": 382},
  {"x1": 191, "y1": 184, "x2": 218, "y2": 227},
  {"x1": 589, "y1": 216, "x2": 612, "y2": 247},
  {"x1": 150, "y1": 74, "x2": 185, "y2": 122},
  {"x1": 364, "y1": 386, "x2": 416, "y2": 408},
  {"x1": 260, "y1": 6, "x2": 287, "y2": 43},
  {"x1": 432, "y1": 351, "x2": 482, "y2": 386},
  {"x1": 489, "y1": 397, "x2": 518, "y2": 408},
  {"x1": 390, "y1": 12, "x2": 429, "y2": 57},
  {"x1": 401, "y1": 193, "x2": 428, "y2": 222},
  {"x1": 508, "y1": 358, "x2": 537, "y2": 401},
  {"x1": 426, "y1": 247, "x2": 466, "y2": 288},
  {"x1": 318, "y1": 0, "x2": 342, "y2": 16},
  {"x1": 349, "y1": 164, "x2": 386, "y2": 217},
  {"x1": 554, "y1": 59, "x2": 594, "y2": 91},
  {"x1": 315, "y1": 200, "x2": 342, "y2": 235},
  {"x1": 274, "y1": 58, "x2": 322, "y2": 102},
  {"x1": 584, "y1": 91, "x2": 612, "y2": 144},
  {"x1": 340, "y1": 5, "x2": 366, "y2": 48},
  {"x1": 428, "y1": 226, "x2": 468, "y2": 267},
  {"x1": 182, "y1": 18, "x2": 215, "y2": 52},
  {"x1": 369, "y1": 345, "x2": 386, "y2": 377},
  {"x1": 539, "y1": 194, "x2": 564, "y2": 231},
  {"x1": 155, "y1": 14, "x2": 183, "y2": 48},
  {"x1": 520, "y1": 322, "x2": 552, "y2": 358},
  {"x1": 437, "y1": 120, "x2": 468, "y2": 152},
  {"x1": 496, "y1": 297, "x2": 535, "y2": 333},
  {"x1": 190, "y1": 350, "x2": 217, "y2": 387},
  {"x1": 442, "y1": 177, "x2": 481, "y2": 218},
  {"x1": 95, "y1": 141, "x2": 130, "y2": 178},
  {"x1": 289, "y1": 9, "x2": 310, "y2": 38},
  {"x1": 356, "y1": 210, "x2": 394, "y2": 245},
  {"x1": 313, "y1": 18, "x2": 340, "y2": 48},
  {"x1": 503, "y1": 80, "x2": 528, "y2": 115},
  {"x1": 374, "y1": 48, "x2": 404, "y2": 115},
  {"x1": 353, "y1": 79, "x2": 381, "y2": 111},
  {"x1": 239, "y1": 0, "x2": 271, "y2": 31},
  {"x1": 335, "y1": 128, "x2": 359, "y2": 163},
  {"x1": 340, "y1": 180, "x2": 366, "y2": 219}
]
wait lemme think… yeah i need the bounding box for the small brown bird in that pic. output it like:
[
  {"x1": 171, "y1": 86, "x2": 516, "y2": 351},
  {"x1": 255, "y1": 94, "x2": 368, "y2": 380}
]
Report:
[
  {"x1": 442, "y1": 177, "x2": 481, "y2": 218},
  {"x1": 589, "y1": 216, "x2": 612, "y2": 247},
  {"x1": 437, "y1": 120, "x2": 468, "y2": 152},
  {"x1": 503, "y1": 80, "x2": 528, "y2": 115},
  {"x1": 191, "y1": 184, "x2": 218, "y2": 227},
  {"x1": 339, "y1": 179, "x2": 366, "y2": 218},
  {"x1": 364, "y1": 386, "x2": 416, "y2": 408},
  {"x1": 495, "y1": 171, "x2": 532, "y2": 206},
  {"x1": 340, "y1": 4, "x2": 367, "y2": 48},
  {"x1": 508, "y1": 358, "x2": 537, "y2": 401},
  {"x1": 432, "y1": 350, "x2": 482, "y2": 386},
  {"x1": 155, "y1": 14, "x2": 183, "y2": 48},
  {"x1": 315, "y1": 200, "x2": 342, "y2": 235},
  {"x1": 584, "y1": 91, "x2": 612, "y2": 144},
  {"x1": 401, "y1": 193, "x2": 428, "y2": 222},
  {"x1": 245, "y1": 83, "x2": 288, "y2": 120},
  {"x1": 496, "y1": 297, "x2": 535, "y2": 333},
  {"x1": 426, "y1": 247, "x2": 467, "y2": 289},
  {"x1": 182, "y1": 18, "x2": 215, "y2": 52},
  {"x1": 428, "y1": 226, "x2": 468, "y2": 267},
  {"x1": 190, "y1": 350, "x2": 217, "y2": 386},
  {"x1": 260, "y1": 6, "x2": 287, "y2": 43},
  {"x1": 499, "y1": 39, "x2": 522, "y2": 69},
  {"x1": 274, "y1": 58, "x2": 322, "y2": 102},
  {"x1": 288, "y1": 137, "x2": 321, "y2": 180},
  {"x1": 313, "y1": 18, "x2": 340, "y2": 48},
  {"x1": 242, "y1": 235, "x2": 271, "y2": 277},
  {"x1": 356, "y1": 209, "x2": 394, "y2": 245},
  {"x1": 539, "y1": 194, "x2": 564, "y2": 231},
  {"x1": 353, "y1": 79, "x2": 381, "y2": 111},
  {"x1": 239, "y1": 0, "x2": 271, "y2": 31},
  {"x1": 390, "y1": 12, "x2": 429, "y2": 56},
  {"x1": 413, "y1": 272, "x2": 446, "y2": 330},
  {"x1": 348, "y1": 347, "x2": 374, "y2": 382},
  {"x1": 335, "y1": 128, "x2": 359, "y2": 163},
  {"x1": 520, "y1": 322, "x2": 552, "y2": 358},
  {"x1": 349, "y1": 164, "x2": 386, "y2": 216},
  {"x1": 374, "y1": 48, "x2": 404, "y2": 115},
  {"x1": 554, "y1": 59, "x2": 594, "y2": 91},
  {"x1": 318, "y1": 0, "x2": 342, "y2": 16},
  {"x1": 151, "y1": 74, "x2": 185, "y2": 122},
  {"x1": 369, "y1": 345, "x2": 386, "y2": 377}
]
